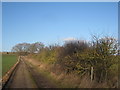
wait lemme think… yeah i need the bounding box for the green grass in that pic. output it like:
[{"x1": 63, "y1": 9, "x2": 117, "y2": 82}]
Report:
[{"x1": 2, "y1": 54, "x2": 18, "y2": 76}]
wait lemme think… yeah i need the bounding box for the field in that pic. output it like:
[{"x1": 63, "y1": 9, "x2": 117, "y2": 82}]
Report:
[{"x1": 2, "y1": 54, "x2": 18, "y2": 76}]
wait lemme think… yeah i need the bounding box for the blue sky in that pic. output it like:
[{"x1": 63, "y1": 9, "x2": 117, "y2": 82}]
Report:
[{"x1": 2, "y1": 2, "x2": 118, "y2": 51}]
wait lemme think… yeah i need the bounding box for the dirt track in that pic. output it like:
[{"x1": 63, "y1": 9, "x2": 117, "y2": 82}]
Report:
[{"x1": 3, "y1": 57, "x2": 57, "y2": 89}]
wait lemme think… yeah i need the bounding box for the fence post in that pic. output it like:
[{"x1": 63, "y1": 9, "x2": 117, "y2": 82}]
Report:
[{"x1": 91, "y1": 66, "x2": 94, "y2": 81}]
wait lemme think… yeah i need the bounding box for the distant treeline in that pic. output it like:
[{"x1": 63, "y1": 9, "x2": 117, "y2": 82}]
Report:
[{"x1": 12, "y1": 35, "x2": 119, "y2": 87}]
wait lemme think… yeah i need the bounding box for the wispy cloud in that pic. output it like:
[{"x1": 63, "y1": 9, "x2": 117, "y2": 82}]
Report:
[{"x1": 63, "y1": 37, "x2": 77, "y2": 42}]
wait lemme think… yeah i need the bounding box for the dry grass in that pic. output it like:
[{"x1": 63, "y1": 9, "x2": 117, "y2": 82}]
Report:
[{"x1": 25, "y1": 57, "x2": 116, "y2": 88}]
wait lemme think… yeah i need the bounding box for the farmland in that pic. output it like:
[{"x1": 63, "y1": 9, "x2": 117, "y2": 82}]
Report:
[{"x1": 2, "y1": 54, "x2": 18, "y2": 76}]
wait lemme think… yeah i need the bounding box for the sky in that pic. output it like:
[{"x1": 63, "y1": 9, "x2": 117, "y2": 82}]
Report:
[{"x1": 2, "y1": 2, "x2": 118, "y2": 51}]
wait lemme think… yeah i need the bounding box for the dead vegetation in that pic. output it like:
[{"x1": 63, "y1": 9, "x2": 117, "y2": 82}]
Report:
[{"x1": 13, "y1": 35, "x2": 119, "y2": 88}]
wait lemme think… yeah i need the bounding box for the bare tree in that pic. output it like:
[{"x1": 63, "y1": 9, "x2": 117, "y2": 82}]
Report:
[
  {"x1": 11, "y1": 42, "x2": 44, "y2": 55},
  {"x1": 11, "y1": 43, "x2": 31, "y2": 55},
  {"x1": 28, "y1": 42, "x2": 44, "y2": 53}
]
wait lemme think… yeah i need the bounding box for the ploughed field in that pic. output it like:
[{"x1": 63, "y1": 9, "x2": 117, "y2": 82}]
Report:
[{"x1": 2, "y1": 54, "x2": 18, "y2": 76}]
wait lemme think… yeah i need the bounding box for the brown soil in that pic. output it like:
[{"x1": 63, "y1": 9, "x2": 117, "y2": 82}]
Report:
[{"x1": 3, "y1": 56, "x2": 57, "y2": 89}]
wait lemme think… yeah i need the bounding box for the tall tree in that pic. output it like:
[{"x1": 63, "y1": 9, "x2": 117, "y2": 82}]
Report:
[
  {"x1": 28, "y1": 42, "x2": 44, "y2": 53},
  {"x1": 11, "y1": 42, "x2": 44, "y2": 55}
]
